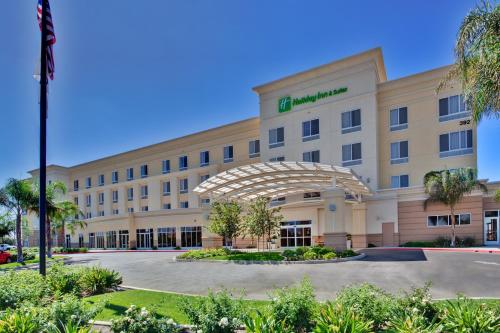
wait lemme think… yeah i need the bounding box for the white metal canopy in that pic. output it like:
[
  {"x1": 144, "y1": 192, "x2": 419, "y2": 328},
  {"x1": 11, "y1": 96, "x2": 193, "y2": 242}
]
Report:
[{"x1": 193, "y1": 161, "x2": 371, "y2": 201}]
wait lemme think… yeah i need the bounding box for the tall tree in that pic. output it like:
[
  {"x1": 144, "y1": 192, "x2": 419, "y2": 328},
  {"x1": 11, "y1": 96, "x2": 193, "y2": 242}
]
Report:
[
  {"x1": 245, "y1": 197, "x2": 283, "y2": 251},
  {"x1": 207, "y1": 200, "x2": 243, "y2": 247},
  {"x1": 423, "y1": 168, "x2": 487, "y2": 246},
  {"x1": 0, "y1": 179, "x2": 37, "y2": 262},
  {"x1": 0, "y1": 212, "x2": 15, "y2": 243},
  {"x1": 51, "y1": 200, "x2": 86, "y2": 248},
  {"x1": 439, "y1": 1, "x2": 500, "y2": 122}
]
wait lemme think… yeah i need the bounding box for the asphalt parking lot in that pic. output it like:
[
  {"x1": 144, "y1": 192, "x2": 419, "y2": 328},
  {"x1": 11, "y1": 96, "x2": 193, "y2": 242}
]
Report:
[{"x1": 66, "y1": 248, "x2": 500, "y2": 300}]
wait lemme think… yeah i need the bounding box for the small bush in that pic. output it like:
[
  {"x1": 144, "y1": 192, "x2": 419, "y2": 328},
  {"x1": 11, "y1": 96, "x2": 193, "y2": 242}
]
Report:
[
  {"x1": 387, "y1": 314, "x2": 442, "y2": 333},
  {"x1": 7, "y1": 249, "x2": 37, "y2": 261},
  {"x1": 53, "y1": 247, "x2": 88, "y2": 254},
  {"x1": 303, "y1": 251, "x2": 318, "y2": 260},
  {"x1": 282, "y1": 249, "x2": 298, "y2": 261},
  {"x1": 267, "y1": 278, "x2": 318, "y2": 332},
  {"x1": 177, "y1": 248, "x2": 231, "y2": 260},
  {"x1": 313, "y1": 302, "x2": 373, "y2": 333},
  {"x1": 395, "y1": 283, "x2": 437, "y2": 323},
  {"x1": 0, "y1": 308, "x2": 42, "y2": 333},
  {"x1": 245, "y1": 310, "x2": 293, "y2": 333},
  {"x1": 322, "y1": 252, "x2": 336, "y2": 260},
  {"x1": 180, "y1": 289, "x2": 243, "y2": 333},
  {"x1": 0, "y1": 270, "x2": 50, "y2": 310},
  {"x1": 46, "y1": 294, "x2": 102, "y2": 332},
  {"x1": 338, "y1": 249, "x2": 357, "y2": 258},
  {"x1": 47, "y1": 263, "x2": 82, "y2": 295},
  {"x1": 111, "y1": 305, "x2": 179, "y2": 333},
  {"x1": 78, "y1": 266, "x2": 122, "y2": 296},
  {"x1": 439, "y1": 297, "x2": 500, "y2": 332},
  {"x1": 295, "y1": 247, "x2": 309, "y2": 256}
]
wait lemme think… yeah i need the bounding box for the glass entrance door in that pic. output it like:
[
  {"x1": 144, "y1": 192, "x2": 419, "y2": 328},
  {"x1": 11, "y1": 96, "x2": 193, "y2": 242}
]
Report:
[
  {"x1": 485, "y1": 217, "x2": 499, "y2": 244},
  {"x1": 280, "y1": 221, "x2": 312, "y2": 247},
  {"x1": 136, "y1": 229, "x2": 153, "y2": 249}
]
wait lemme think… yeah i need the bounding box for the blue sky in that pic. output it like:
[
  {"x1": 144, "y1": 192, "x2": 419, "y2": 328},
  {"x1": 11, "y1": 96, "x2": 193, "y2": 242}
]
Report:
[{"x1": 0, "y1": 0, "x2": 498, "y2": 184}]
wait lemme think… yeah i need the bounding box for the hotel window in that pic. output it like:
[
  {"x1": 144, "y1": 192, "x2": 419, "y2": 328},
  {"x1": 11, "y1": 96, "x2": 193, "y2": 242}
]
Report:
[
  {"x1": 158, "y1": 227, "x2": 176, "y2": 248},
  {"x1": 302, "y1": 119, "x2": 320, "y2": 141},
  {"x1": 341, "y1": 109, "x2": 361, "y2": 134},
  {"x1": 113, "y1": 209, "x2": 119, "y2": 215},
  {"x1": 200, "y1": 151, "x2": 210, "y2": 167},
  {"x1": 201, "y1": 198, "x2": 210, "y2": 206},
  {"x1": 88, "y1": 233, "x2": 95, "y2": 248},
  {"x1": 86, "y1": 194, "x2": 91, "y2": 207},
  {"x1": 439, "y1": 130, "x2": 473, "y2": 158},
  {"x1": 127, "y1": 168, "x2": 134, "y2": 181},
  {"x1": 390, "y1": 107, "x2": 408, "y2": 131},
  {"x1": 180, "y1": 201, "x2": 189, "y2": 209},
  {"x1": 269, "y1": 156, "x2": 285, "y2": 162},
  {"x1": 141, "y1": 206, "x2": 148, "y2": 212},
  {"x1": 303, "y1": 150, "x2": 320, "y2": 163},
  {"x1": 179, "y1": 155, "x2": 188, "y2": 171},
  {"x1": 98, "y1": 174, "x2": 105, "y2": 186},
  {"x1": 427, "y1": 213, "x2": 471, "y2": 227},
  {"x1": 74, "y1": 196, "x2": 78, "y2": 205},
  {"x1": 162, "y1": 160, "x2": 171, "y2": 174},
  {"x1": 96, "y1": 232, "x2": 105, "y2": 248},
  {"x1": 249, "y1": 139, "x2": 260, "y2": 158},
  {"x1": 112, "y1": 190, "x2": 118, "y2": 203},
  {"x1": 98, "y1": 210, "x2": 105, "y2": 217},
  {"x1": 119, "y1": 230, "x2": 129, "y2": 249},
  {"x1": 200, "y1": 174, "x2": 210, "y2": 183},
  {"x1": 163, "y1": 203, "x2": 171, "y2": 210},
  {"x1": 140, "y1": 164, "x2": 148, "y2": 178},
  {"x1": 162, "y1": 181, "x2": 171, "y2": 196},
  {"x1": 127, "y1": 207, "x2": 134, "y2": 213},
  {"x1": 98, "y1": 192, "x2": 104, "y2": 205},
  {"x1": 140, "y1": 185, "x2": 148, "y2": 199},
  {"x1": 112, "y1": 171, "x2": 119, "y2": 183},
  {"x1": 73, "y1": 180, "x2": 79, "y2": 191},
  {"x1": 304, "y1": 192, "x2": 321, "y2": 200},
  {"x1": 86, "y1": 177, "x2": 91, "y2": 189},
  {"x1": 181, "y1": 226, "x2": 202, "y2": 247},
  {"x1": 86, "y1": 212, "x2": 92, "y2": 219},
  {"x1": 180, "y1": 178, "x2": 188, "y2": 194},
  {"x1": 390, "y1": 141, "x2": 409, "y2": 164},
  {"x1": 127, "y1": 188, "x2": 134, "y2": 201},
  {"x1": 271, "y1": 197, "x2": 286, "y2": 206},
  {"x1": 342, "y1": 143, "x2": 362, "y2": 166},
  {"x1": 223, "y1": 145, "x2": 234, "y2": 163},
  {"x1": 106, "y1": 231, "x2": 117, "y2": 248},
  {"x1": 439, "y1": 94, "x2": 469, "y2": 122},
  {"x1": 269, "y1": 127, "x2": 284, "y2": 148},
  {"x1": 391, "y1": 175, "x2": 409, "y2": 188},
  {"x1": 78, "y1": 234, "x2": 84, "y2": 248}
]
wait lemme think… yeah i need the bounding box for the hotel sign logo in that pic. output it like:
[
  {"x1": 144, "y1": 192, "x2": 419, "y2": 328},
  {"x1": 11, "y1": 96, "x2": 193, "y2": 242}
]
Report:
[{"x1": 277, "y1": 87, "x2": 348, "y2": 113}]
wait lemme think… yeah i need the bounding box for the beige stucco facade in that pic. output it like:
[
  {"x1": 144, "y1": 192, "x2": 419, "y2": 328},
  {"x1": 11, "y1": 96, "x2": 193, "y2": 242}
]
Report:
[{"x1": 26, "y1": 48, "x2": 499, "y2": 250}]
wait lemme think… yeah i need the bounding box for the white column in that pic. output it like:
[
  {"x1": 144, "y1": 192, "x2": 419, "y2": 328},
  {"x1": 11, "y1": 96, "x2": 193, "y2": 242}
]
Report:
[
  {"x1": 133, "y1": 184, "x2": 140, "y2": 212},
  {"x1": 90, "y1": 191, "x2": 98, "y2": 217},
  {"x1": 323, "y1": 188, "x2": 346, "y2": 233},
  {"x1": 170, "y1": 177, "x2": 178, "y2": 209},
  {"x1": 188, "y1": 173, "x2": 199, "y2": 208},
  {"x1": 118, "y1": 186, "x2": 127, "y2": 215},
  {"x1": 104, "y1": 189, "x2": 112, "y2": 216}
]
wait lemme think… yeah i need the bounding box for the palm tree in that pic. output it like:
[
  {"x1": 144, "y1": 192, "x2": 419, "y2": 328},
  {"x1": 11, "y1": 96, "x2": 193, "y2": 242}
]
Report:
[
  {"x1": 439, "y1": 1, "x2": 500, "y2": 122},
  {"x1": 51, "y1": 200, "x2": 86, "y2": 248},
  {"x1": 423, "y1": 168, "x2": 487, "y2": 247},
  {"x1": 0, "y1": 179, "x2": 37, "y2": 262}
]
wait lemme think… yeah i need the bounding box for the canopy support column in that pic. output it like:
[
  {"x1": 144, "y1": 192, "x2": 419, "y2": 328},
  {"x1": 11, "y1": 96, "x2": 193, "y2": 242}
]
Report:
[{"x1": 323, "y1": 187, "x2": 347, "y2": 251}]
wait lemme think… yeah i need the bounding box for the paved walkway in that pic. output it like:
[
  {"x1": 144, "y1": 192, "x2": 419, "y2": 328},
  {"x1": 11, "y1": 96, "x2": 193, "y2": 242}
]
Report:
[{"x1": 66, "y1": 248, "x2": 500, "y2": 300}]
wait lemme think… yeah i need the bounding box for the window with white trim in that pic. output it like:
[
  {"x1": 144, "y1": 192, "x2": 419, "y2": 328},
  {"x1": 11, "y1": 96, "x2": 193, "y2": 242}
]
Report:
[
  {"x1": 304, "y1": 192, "x2": 321, "y2": 199},
  {"x1": 439, "y1": 94, "x2": 469, "y2": 122},
  {"x1": 200, "y1": 151, "x2": 210, "y2": 167},
  {"x1": 73, "y1": 180, "x2": 79, "y2": 191},
  {"x1": 391, "y1": 175, "x2": 409, "y2": 188},
  {"x1": 439, "y1": 129, "x2": 473, "y2": 158},
  {"x1": 270, "y1": 197, "x2": 286, "y2": 206},
  {"x1": 180, "y1": 201, "x2": 189, "y2": 209},
  {"x1": 140, "y1": 185, "x2": 148, "y2": 199},
  {"x1": 269, "y1": 156, "x2": 285, "y2": 162},
  {"x1": 427, "y1": 213, "x2": 471, "y2": 227},
  {"x1": 201, "y1": 198, "x2": 210, "y2": 205},
  {"x1": 163, "y1": 203, "x2": 171, "y2": 210},
  {"x1": 86, "y1": 194, "x2": 91, "y2": 207},
  {"x1": 342, "y1": 143, "x2": 362, "y2": 166},
  {"x1": 141, "y1": 206, "x2": 148, "y2": 212},
  {"x1": 112, "y1": 190, "x2": 118, "y2": 203},
  {"x1": 140, "y1": 164, "x2": 148, "y2": 178},
  {"x1": 179, "y1": 178, "x2": 188, "y2": 193},
  {"x1": 113, "y1": 209, "x2": 119, "y2": 215},
  {"x1": 200, "y1": 174, "x2": 209, "y2": 183},
  {"x1": 390, "y1": 141, "x2": 409, "y2": 164},
  {"x1": 127, "y1": 168, "x2": 134, "y2": 181},
  {"x1": 98, "y1": 210, "x2": 105, "y2": 217},
  {"x1": 86, "y1": 212, "x2": 92, "y2": 219},
  {"x1": 162, "y1": 160, "x2": 170, "y2": 174},
  {"x1": 179, "y1": 156, "x2": 188, "y2": 170},
  {"x1": 162, "y1": 181, "x2": 171, "y2": 196},
  {"x1": 86, "y1": 177, "x2": 91, "y2": 189},
  {"x1": 303, "y1": 150, "x2": 320, "y2": 163},
  {"x1": 127, "y1": 207, "x2": 134, "y2": 213},
  {"x1": 341, "y1": 109, "x2": 361, "y2": 134},
  {"x1": 127, "y1": 188, "x2": 133, "y2": 201},
  {"x1": 98, "y1": 174, "x2": 105, "y2": 186},
  {"x1": 302, "y1": 119, "x2": 319, "y2": 141},
  {"x1": 98, "y1": 192, "x2": 104, "y2": 205},
  {"x1": 112, "y1": 171, "x2": 119, "y2": 183},
  {"x1": 269, "y1": 127, "x2": 284, "y2": 148},
  {"x1": 223, "y1": 145, "x2": 234, "y2": 163},
  {"x1": 249, "y1": 140, "x2": 260, "y2": 158},
  {"x1": 390, "y1": 107, "x2": 408, "y2": 131}
]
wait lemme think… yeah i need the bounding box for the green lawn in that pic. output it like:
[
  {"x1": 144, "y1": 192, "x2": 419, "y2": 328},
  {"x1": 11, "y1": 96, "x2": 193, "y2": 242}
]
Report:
[
  {"x1": 86, "y1": 289, "x2": 269, "y2": 323},
  {"x1": 0, "y1": 256, "x2": 64, "y2": 270},
  {"x1": 207, "y1": 251, "x2": 284, "y2": 261}
]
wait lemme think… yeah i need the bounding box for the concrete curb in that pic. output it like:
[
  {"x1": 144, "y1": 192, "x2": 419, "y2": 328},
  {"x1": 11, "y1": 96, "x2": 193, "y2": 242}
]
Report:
[
  {"x1": 379, "y1": 247, "x2": 500, "y2": 254},
  {"x1": 174, "y1": 253, "x2": 366, "y2": 264}
]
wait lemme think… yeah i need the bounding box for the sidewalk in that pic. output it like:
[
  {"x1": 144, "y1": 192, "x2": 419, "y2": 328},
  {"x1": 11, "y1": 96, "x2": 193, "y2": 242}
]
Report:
[{"x1": 381, "y1": 246, "x2": 500, "y2": 254}]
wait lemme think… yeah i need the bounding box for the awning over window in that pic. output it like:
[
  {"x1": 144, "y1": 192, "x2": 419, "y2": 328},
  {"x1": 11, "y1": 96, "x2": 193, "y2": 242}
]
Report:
[{"x1": 193, "y1": 161, "x2": 371, "y2": 201}]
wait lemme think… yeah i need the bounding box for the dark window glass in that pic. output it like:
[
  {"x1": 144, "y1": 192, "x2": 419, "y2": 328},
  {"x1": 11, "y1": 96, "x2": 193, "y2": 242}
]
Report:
[
  {"x1": 399, "y1": 107, "x2": 408, "y2": 124},
  {"x1": 467, "y1": 129, "x2": 473, "y2": 148},
  {"x1": 439, "y1": 134, "x2": 449, "y2": 152},
  {"x1": 400, "y1": 141, "x2": 408, "y2": 158},
  {"x1": 352, "y1": 109, "x2": 361, "y2": 127},
  {"x1": 400, "y1": 175, "x2": 409, "y2": 187},
  {"x1": 439, "y1": 98, "x2": 448, "y2": 116},
  {"x1": 352, "y1": 143, "x2": 362, "y2": 160}
]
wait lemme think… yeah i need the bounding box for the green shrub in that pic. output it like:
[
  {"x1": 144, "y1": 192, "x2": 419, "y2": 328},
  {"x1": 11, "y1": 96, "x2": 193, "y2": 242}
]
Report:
[
  {"x1": 295, "y1": 247, "x2": 309, "y2": 256},
  {"x1": 267, "y1": 278, "x2": 317, "y2": 332},
  {"x1": 338, "y1": 249, "x2": 357, "y2": 258},
  {"x1": 47, "y1": 321, "x2": 96, "y2": 333},
  {"x1": 313, "y1": 302, "x2": 373, "y2": 333},
  {"x1": 244, "y1": 310, "x2": 293, "y2": 333},
  {"x1": 395, "y1": 283, "x2": 437, "y2": 323},
  {"x1": 46, "y1": 294, "x2": 102, "y2": 331},
  {"x1": 387, "y1": 314, "x2": 442, "y2": 333},
  {"x1": 434, "y1": 236, "x2": 450, "y2": 247},
  {"x1": 0, "y1": 308, "x2": 42, "y2": 333},
  {"x1": 7, "y1": 249, "x2": 37, "y2": 261},
  {"x1": 456, "y1": 236, "x2": 475, "y2": 247},
  {"x1": 334, "y1": 283, "x2": 397, "y2": 330},
  {"x1": 180, "y1": 289, "x2": 243, "y2": 333},
  {"x1": 0, "y1": 270, "x2": 50, "y2": 310},
  {"x1": 282, "y1": 249, "x2": 298, "y2": 261},
  {"x1": 110, "y1": 304, "x2": 179, "y2": 333},
  {"x1": 53, "y1": 248, "x2": 88, "y2": 254},
  {"x1": 78, "y1": 266, "x2": 122, "y2": 296},
  {"x1": 322, "y1": 252, "x2": 336, "y2": 260},
  {"x1": 303, "y1": 251, "x2": 318, "y2": 260},
  {"x1": 177, "y1": 248, "x2": 231, "y2": 260},
  {"x1": 401, "y1": 241, "x2": 437, "y2": 248},
  {"x1": 439, "y1": 297, "x2": 500, "y2": 332},
  {"x1": 47, "y1": 263, "x2": 82, "y2": 295}
]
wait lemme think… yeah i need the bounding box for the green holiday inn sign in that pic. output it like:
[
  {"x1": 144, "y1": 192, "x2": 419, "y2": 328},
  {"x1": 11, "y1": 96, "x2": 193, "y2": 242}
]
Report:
[{"x1": 278, "y1": 87, "x2": 348, "y2": 113}]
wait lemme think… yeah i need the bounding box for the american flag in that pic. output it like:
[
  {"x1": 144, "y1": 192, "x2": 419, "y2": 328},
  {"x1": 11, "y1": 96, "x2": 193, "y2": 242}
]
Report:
[{"x1": 37, "y1": 0, "x2": 56, "y2": 80}]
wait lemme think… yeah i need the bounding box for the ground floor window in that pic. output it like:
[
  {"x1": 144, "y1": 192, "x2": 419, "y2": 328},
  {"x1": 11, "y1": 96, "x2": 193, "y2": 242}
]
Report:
[
  {"x1": 106, "y1": 231, "x2": 117, "y2": 248},
  {"x1": 223, "y1": 237, "x2": 232, "y2": 247},
  {"x1": 280, "y1": 221, "x2": 312, "y2": 247},
  {"x1": 78, "y1": 234, "x2": 84, "y2": 248},
  {"x1": 96, "y1": 232, "x2": 105, "y2": 248},
  {"x1": 88, "y1": 233, "x2": 95, "y2": 248},
  {"x1": 158, "y1": 227, "x2": 176, "y2": 248},
  {"x1": 181, "y1": 226, "x2": 202, "y2": 247},
  {"x1": 136, "y1": 228, "x2": 153, "y2": 249},
  {"x1": 119, "y1": 230, "x2": 129, "y2": 249},
  {"x1": 427, "y1": 213, "x2": 471, "y2": 227},
  {"x1": 484, "y1": 211, "x2": 499, "y2": 243},
  {"x1": 65, "y1": 234, "x2": 71, "y2": 248}
]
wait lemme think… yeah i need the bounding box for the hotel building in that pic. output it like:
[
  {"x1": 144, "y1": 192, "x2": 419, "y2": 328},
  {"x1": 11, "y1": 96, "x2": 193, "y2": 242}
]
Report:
[{"x1": 27, "y1": 48, "x2": 500, "y2": 249}]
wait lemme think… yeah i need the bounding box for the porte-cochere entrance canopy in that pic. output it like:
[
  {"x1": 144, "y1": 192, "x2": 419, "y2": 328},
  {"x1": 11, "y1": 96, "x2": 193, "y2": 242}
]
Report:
[{"x1": 193, "y1": 161, "x2": 372, "y2": 201}]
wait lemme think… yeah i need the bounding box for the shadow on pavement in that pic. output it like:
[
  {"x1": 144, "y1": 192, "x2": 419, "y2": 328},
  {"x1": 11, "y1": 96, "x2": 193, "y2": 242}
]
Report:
[{"x1": 359, "y1": 248, "x2": 427, "y2": 262}]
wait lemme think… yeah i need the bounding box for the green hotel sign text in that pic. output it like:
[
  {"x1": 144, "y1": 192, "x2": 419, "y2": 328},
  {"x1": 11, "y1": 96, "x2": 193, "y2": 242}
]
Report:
[{"x1": 278, "y1": 87, "x2": 348, "y2": 113}]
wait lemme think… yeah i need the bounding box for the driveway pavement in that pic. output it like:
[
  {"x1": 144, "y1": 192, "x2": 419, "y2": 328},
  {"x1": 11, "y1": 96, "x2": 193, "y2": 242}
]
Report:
[{"x1": 65, "y1": 248, "x2": 500, "y2": 300}]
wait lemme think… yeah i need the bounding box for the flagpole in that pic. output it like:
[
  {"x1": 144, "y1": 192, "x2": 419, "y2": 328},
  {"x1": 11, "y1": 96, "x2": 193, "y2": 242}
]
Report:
[{"x1": 39, "y1": 0, "x2": 48, "y2": 275}]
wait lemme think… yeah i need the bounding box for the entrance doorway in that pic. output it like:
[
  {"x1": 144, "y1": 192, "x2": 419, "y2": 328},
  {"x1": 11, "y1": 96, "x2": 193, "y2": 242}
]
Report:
[
  {"x1": 485, "y1": 217, "x2": 499, "y2": 245},
  {"x1": 382, "y1": 222, "x2": 395, "y2": 247},
  {"x1": 280, "y1": 221, "x2": 312, "y2": 247},
  {"x1": 136, "y1": 228, "x2": 153, "y2": 249}
]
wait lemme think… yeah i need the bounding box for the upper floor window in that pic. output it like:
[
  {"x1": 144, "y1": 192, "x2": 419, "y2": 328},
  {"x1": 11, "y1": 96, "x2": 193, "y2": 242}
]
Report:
[
  {"x1": 390, "y1": 141, "x2": 409, "y2": 164},
  {"x1": 140, "y1": 185, "x2": 148, "y2": 199},
  {"x1": 390, "y1": 107, "x2": 408, "y2": 131},
  {"x1": 341, "y1": 109, "x2": 361, "y2": 134},
  {"x1": 342, "y1": 143, "x2": 362, "y2": 167},
  {"x1": 73, "y1": 180, "x2": 79, "y2": 191},
  {"x1": 112, "y1": 190, "x2": 118, "y2": 203},
  {"x1": 113, "y1": 209, "x2": 119, "y2": 215},
  {"x1": 127, "y1": 188, "x2": 134, "y2": 201},
  {"x1": 86, "y1": 194, "x2": 91, "y2": 207},
  {"x1": 179, "y1": 156, "x2": 188, "y2": 171},
  {"x1": 163, "y1": 203, "x2": 171, "y2": 210},
  {"x1": 179, "y1": 178, "x2": 188, "y2": 193},
  {"x1": 200, "y1": 151, "x2": 210, "y2": 167},
  {"x1": 200, "y1": 174, "x2": 210, "y2": 183},
  {"x1": 127, "y1": 207, "x2": 134, "y2": 213},
  {"x1": 270, "y1": 197, "x2": 286, "y2": 206},
  {"x1": 85, "y1": 177, "x2": 91, "y2": 189},
  {"x1": 162, "y1": 181, "x2": 171, "y2": 196},
  {"x1": 74, "y1": 196, "x2": 78, "y2": 205},
  {"x1": 223, "y1": 146, "x2": 234, "y2": 163},
  {"x1": 98, "y1": 192, "x2": 104, "y2": 205},
  {"x1": 304, "y1": 192, "x2": 321, "y2": 200},
  {"x1": 180, "y1": 201, "x2": 189, "y2": 209},
  {"x1": 249, "y1": 140, "x2": 260, "y2": 158},
  {"x1": 141, "y1": 206, "x2": 149, "y2": 212},
  {"x1": 391, "y1": 175, "x2": 409, "y2": 189},
  {"x1": 140, "y1": 164, "x2": 148, "y2": 178},
  {"x1": 269, "y1": 127, "x2": 284, "y2": 148},
  {"x1": 98, "y1": 174, "x2": 105, "y2": 186},
  {"x1": 302, "y1": 119, "x2": 320, "y2": 141},
  {"x1": 112, "y1": 171, "x2": 119, "y2": 183},
  {"x1": 98, "y1": 210, "x2": 105, "y2": 217},
  {"x1": 162, "y1": 160, "x2": 171, "y2": 174},
  {"x1": 439, "y1": 129, "x2": 473, "y2": 158},
  {"x1": 439, "y1": 94, "x2": 469, "y2": 122},
  {"x1": 269, "y1": 156, "x2": 285, "y2": 162},
  {"x1": 127, "y1": 168, "x2": 134, "y2": 181},
  {"x1": 303, "y1": 150, "x2": 320, "y2": 163}
]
